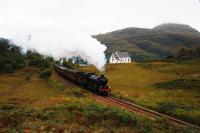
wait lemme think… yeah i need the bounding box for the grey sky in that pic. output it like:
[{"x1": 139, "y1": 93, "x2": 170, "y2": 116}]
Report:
[{"x1": 0, "y1": 0, "x2": 200, "y2": 34}]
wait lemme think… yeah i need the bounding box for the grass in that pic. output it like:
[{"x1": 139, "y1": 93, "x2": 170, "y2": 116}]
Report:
[
  {"x1": 0, "y1": 68, "x2": 65, "y2": 108},
  {"x1": 1, "y1": 100, "x2": 196, "y2": 133},
  {"x1": 0, "y1": 67, "x2": 199, "y2": 132},
  {"x1": 82, "y1": 61, "x2": 200, "y2": 126},
  {"x1": 154, "y1": 78, "x2": 200, "y2": 90}
]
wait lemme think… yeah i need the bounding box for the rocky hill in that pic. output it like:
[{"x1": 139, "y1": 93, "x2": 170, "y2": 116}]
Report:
[{"x1": 94, "y1": 23, "x2": 200, "y2": 61}]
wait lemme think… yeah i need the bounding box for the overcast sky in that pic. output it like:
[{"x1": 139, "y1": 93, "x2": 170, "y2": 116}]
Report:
[
  {"x1": 0, "y1": 0, "x2": 200, "y2": 35},
  {"x1": 0, "y1": 0, "x2": 199, "y2": 69}
]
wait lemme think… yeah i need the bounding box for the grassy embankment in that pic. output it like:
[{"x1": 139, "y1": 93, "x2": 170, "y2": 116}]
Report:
[
  {"x1": 82, "y1": 60, "x2": 200, "y2": 127},
  {"x1": 0, "y1": 68, "x2": 198, "y2": 132}
]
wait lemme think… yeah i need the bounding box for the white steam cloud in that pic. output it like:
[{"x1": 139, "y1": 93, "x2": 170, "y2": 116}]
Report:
[{"x1": 0, "y1": 19, "x2": 107, "y2": 70}]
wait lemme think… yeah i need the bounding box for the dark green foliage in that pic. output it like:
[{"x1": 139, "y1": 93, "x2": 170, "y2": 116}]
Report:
[
  {"x1": 60, "y1": 56, "x2": 87, "y2": 69},
  {"x1": 39, "y1": 69, "x2": 52, "y2": 80},
  {"x1": 175, "y1": 113, "x2": 200, "y2": 127},
  {"x1": 157, "y1": 102, "x2": 177, "y2": 115},
  {"x1": 71, "y1": 55, "x2": 88, "y2": 64},
  {"x1": 0, "y1": 63, "x2": 13, "y2": 73},
  {"x1": 156, "y1": 102, "x2": 200, "y2": 126},
  {"x1": 154, "y1": 78, "x2": 200, "y2": 90},
  {"x1": 0, "y1": 38, "x2": 54, "y2": 74},
  {"x1": 84, "y1": 102, "x2": 138, "y2": 128},
  {"x1": 167, "y1": 47, "x2": 200, "y2": 61},
  {"x1": 0, "y1": 38, "x2": 25, "y2": 74},
  {"x1": 62, "y1": 60, "x2": 75, "y2": 69},
  {"x1": 26, "y1": 50, "x2": 51, "y2": 69},
  {"x1": 61, "y1": 58, "x2": 78, "y2": 69}
]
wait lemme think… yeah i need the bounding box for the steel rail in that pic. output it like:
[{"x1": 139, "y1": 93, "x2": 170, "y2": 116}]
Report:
[{"x1": 100, "y1": 96, "x2": 200, "y2": 130}]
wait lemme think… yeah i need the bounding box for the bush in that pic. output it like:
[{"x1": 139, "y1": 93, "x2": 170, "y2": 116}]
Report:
[
  {"x1": 154, "y1": 78, "x2": 200, "y2": 90},
  {"x1": 28, "y1": 57, "x2": 51, "y2": 69},
  {"x1": 73, "y1": 90, "x2": 85, "y2": 97},
  {"x1": 62, "y1": 61, "x2": 75, "y2": 69},
  {"x1": 26, "y1": 50, "x2": 52, "y2": 69},
  {"x1": 84, "y1": 103, "x2": 138, "y2": 128},
  {"x1": 0, "y1": 104, "x2": 38, "y2": 129},
  {"x1": 25, "y1": 74, "x2": 32, "y2": 81},
  {"x1": 0, "y1": 60, "x2": 14, "y2": 74},
  {"x1": 157, "y1": 102, "x2": 177, "y2": 115},
  {"x1": 49, "y1": 78, "x2": 65, "y2": 91},
  {"x1": 39, "y1": 69, "x2": 52, "y2": 80},
  {"x1": 4, "y1": 64, "x2": 14, "y2": 73},
  {"x1": 0, "y1": 39, "x2": 25, "y2": 74}
]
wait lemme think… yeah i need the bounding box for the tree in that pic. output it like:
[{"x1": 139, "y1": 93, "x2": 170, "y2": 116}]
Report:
[
  {"x1": 25, "y1": 49, "x2": 51, "y2": 69},
  {"x1": 62, "y1": 58, "x2": 74, "y2": 69},
  {"x1": 0, "y1": 38, "x2": 25, "y2": 74}
]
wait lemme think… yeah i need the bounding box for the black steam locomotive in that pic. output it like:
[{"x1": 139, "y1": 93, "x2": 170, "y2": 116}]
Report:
[{"x1": 54, "y1": 64, "x2": 111, "y2": 96}]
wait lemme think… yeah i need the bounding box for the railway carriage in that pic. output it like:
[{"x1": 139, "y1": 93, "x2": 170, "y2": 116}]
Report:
[{"x1": 54, "y1": 64, "x2": 111, "y2": 96}]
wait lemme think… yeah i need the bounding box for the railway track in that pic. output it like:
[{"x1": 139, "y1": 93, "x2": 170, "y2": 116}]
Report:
[
  {"x1": 55, "y1": 70, "x2": 200, "y2": 130},
  {"x1": 95, "y1": 95, "x2": 200, "y2": 130}
]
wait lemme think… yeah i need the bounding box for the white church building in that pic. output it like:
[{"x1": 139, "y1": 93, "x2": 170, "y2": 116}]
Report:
[{"x1": 109, "y1": 52, "x2": 131, "y2": 64}]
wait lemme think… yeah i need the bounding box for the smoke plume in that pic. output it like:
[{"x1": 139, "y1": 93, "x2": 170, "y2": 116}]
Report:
[{"x1": 0, "y1": 19, "x2": 107, "y2": 71}]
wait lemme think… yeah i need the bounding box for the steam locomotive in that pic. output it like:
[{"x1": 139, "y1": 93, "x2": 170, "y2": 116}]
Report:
[{"x1": 54, "y1": 64, "x2": 111, "y2": 96}]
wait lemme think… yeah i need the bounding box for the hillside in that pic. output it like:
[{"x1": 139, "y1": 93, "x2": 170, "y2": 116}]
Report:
[
  {"x1": 167, "y1": 47, "x2": 200, "y2": 60},
  {"x1": 83, "y1": 61, "x2": 200, "y2": 127},
  {"x1": 1, "y1": 69, "x2": 197, "y2": 132},
  {"x1": 154, "y1": 23, "x2": 200, "y2": 35},
  {"x1": 94, "y1": 23, "x2": 200, "y2": 61}
]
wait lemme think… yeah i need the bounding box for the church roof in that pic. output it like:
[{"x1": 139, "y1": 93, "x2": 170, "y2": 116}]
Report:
[
  {"x1": 115, "y1": 52, "x2": 130, "y2": 58},
  {"x1": 113, "y1": 52, "x2": 120, "y2": 60}
]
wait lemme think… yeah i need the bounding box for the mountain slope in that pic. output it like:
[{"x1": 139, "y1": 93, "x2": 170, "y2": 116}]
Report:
[
  {"x1": 94, "y1": 23, "x2": 200, "y2": 61},
  {"x1": 153, "y1": 23, "x2": 200, "y2": 35},
  {"x1": 168, "y1": 47, "x2": 200, "y2": 60}
]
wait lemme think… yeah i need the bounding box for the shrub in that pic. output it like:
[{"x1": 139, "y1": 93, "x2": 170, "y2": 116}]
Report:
[
  {"x1": 84, "y1": 103, "x2": 138, "y2": 128},
  {"x1": 4, "y1": 64, "x2": 14, "y2": 73},
  {"x1": 0, "y1": 104, "x2": 38, "y2": 129},
  {"x1": 176, "y1": 113, "x2": 200, "y2": 126},
  {"x1": 26, "y1": 50, "x2": 52, "y2": 69},
  {"x1": 25, "y1": 74, "x2": 32, "y2": 81},
  {"x1": 0, "y1": 60, "x2": 14, "y2": 74},
  {"x1": 0, "y1": 38, "x2": 25, "y2": 74},
  {"x1": 156, "y1": 102, "x2": 177, "y2": 115},
  {"x1": 39, "y1": 69, "x2": 52, "y2": 80},
  {"x1": 73, "y1": 90, "x2": 85, "y2": 97},
  {"x1": 49, "y1": 78, "x2": 65, "y2": 91},
  {"x1": 62, "y1": 61, "x2": 74, "y2": 69},
  {"x1": 154, "y1": 78, "x2": 200, "y2": 90}
]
